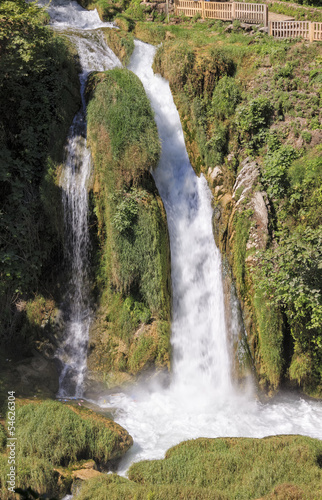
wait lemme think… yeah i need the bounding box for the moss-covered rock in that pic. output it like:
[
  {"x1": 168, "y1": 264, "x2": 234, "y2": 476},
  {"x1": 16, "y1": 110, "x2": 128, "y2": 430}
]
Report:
[
  {"x1": 101, "y1": 26, "x2": 134, "y2": 66},
  {"x1": 86, "y1": 68, "x2": 171, "y2": 387},
  {"x1": 0, "y1": 400, "x2": 132, "y2": 498},
  {"x1": 77, "y1": 435, "x2": 322, "y2": 499}
]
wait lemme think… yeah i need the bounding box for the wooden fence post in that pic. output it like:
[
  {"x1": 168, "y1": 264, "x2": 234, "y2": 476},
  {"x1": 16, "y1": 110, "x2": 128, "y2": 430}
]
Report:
[
  {"x1": 309, "y1": 22, "x2": 314, "y2": 43},
  {"x1": 201, "y1": 0, "x2": 205, "y2": 19},
  {"x1": 231, "y1": 1, "x2": 236, "y2": 21},
  {"x1": 264, "y1": 4, "x2": 268, "y2": 28}
]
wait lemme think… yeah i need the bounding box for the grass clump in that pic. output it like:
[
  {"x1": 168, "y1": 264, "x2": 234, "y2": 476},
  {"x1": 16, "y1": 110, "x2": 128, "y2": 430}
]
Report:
[
  {"x1": 86, "y1": 68, "x2": 171, "y2": 382},
  {"x1": 102, "y1": 26, "x2": 134, "y2": 65},
  {"x1": 0, "y1": 400, "x2": 132, "y2": 498},
  {"x1": 77, "y1": 436, "x2": 322, "y2": 499},
  {"x1": 16, "y1": 401, "x2": 132, "y2": 466}
]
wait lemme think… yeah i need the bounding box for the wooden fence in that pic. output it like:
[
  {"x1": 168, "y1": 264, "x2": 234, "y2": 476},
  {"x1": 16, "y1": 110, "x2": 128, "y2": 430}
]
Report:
[
  {"x1": 270, "y1": 20, "x2": 322, "y2": 42},
  {"x1": 175, "y1": 1, "x2": 268, "y2": 27}
]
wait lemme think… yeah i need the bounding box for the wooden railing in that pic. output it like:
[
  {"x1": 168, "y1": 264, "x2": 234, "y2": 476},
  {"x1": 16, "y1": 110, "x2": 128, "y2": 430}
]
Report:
[
  {"x1": 235, "y1": 2, "x2": 267, "y2": 26},
  {"x1": 313, "y1": 22, "x2": 322, "y2": 41},
  {"x1": 175, "y1": 1, "x2": 321, "y2": 41},
  {"x1": 175, "y1": 0, "x2": 268, "y2": 26},
  {"x1": 203, "y1": 2, "x2": 232, "y2": 21},
  {"x1": 270, "y1": 20, "x2": 322, "y2": 42}
]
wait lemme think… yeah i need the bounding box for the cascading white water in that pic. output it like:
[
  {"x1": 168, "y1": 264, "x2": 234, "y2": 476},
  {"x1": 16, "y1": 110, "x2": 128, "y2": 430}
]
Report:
[
  {"x1": 42, "y1": 0, "x2": 322, "y2": 469},
  {"x1": 43, "y1": 0, "x2": 121, "y2": 397},
  {"x1": 95, "y1": 41, "x2": 322, "y2": 472},
  {"x1": 129, "y1": 42, "x2": 232, "y2": 398}
]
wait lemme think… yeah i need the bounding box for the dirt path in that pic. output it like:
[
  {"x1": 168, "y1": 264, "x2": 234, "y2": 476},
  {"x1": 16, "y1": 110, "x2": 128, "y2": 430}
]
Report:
[{"x1": 268, "y1": 12, "x2": 295, "y2": 21}]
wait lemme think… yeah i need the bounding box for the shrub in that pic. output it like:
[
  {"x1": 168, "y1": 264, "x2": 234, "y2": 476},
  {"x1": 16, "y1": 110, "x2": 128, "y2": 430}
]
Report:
[
  {"x1": 235, "y1": 96, "x2": 273, "y2": 150},
  {"x1": 211, "y1": 76, "x2": 241, "y2": 120},
  {"x1": 262, "y1": 145, "x2": 298, "y2": 199},
  {"x1": 301, "y1": 130, "x2": 312, "y2": 144}
]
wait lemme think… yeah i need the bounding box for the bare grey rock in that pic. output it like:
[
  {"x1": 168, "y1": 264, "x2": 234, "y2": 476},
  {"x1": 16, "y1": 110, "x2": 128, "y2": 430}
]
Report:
[{"x1": 233, "y1": 158, "x2": 259, "y2": 205}]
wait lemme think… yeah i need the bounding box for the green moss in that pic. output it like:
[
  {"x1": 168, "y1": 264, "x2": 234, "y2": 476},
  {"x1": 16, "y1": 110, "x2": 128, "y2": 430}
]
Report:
[
  {"x1": 102, "y1": 27, "x2": 134, "y2": 65},
  {"x1": 0, "y1": 401, "x2": 131, "y2": 497},
  {"x1": 14, "y1": 456, "x2": 59, "y2": 498},
  {"x1": 86, "y1": 68, "x2": 171, "y2": 381},
  {"x1": 77, "y1": 436, "x2": 322, "y2": 499},
  {"x1": 134, "y1": 22, "x2": 167, "y2": 45},
  {"x1": 16, "y1": 401, "x2": 132, "y2": 466},
  {"x1": 253, "y1": 286, "x2": 284, "y2": 389},
  {"x1": 153, "y1": 41, "x2": 235, "y2": 98}
]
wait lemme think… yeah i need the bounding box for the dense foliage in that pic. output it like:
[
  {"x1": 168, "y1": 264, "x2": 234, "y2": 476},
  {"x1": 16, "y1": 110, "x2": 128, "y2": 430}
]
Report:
[
  {"x1": 86, "y1": 68, "x2": 171, "y2": 382},
  {"x1": 0, "y1": 0, "x2": 80, "y2": 345}
]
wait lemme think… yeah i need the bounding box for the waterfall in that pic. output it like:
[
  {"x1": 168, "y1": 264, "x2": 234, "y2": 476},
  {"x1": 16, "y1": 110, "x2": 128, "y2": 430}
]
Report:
[
  {"x1": 42, "y1": 0, "x2": 322, "y2": 470},
  {"x1": 97, "y1": 42, "x2": 322, "y2": 472},
  {"x1": 45, "y1": 0, "x2": 121, "y2": 397},
  {"x1": 129, "y1": 41, "x2": 232, "y2": 399}
]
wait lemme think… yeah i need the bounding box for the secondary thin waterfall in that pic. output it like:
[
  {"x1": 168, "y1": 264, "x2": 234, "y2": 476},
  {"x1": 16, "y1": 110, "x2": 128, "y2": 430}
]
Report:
[{"x1": 45, "y1": 0, "x2": 121, "y2": 397}]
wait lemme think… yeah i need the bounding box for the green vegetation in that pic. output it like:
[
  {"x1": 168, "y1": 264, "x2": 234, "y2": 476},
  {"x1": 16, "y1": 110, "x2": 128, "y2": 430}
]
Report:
[
  {"x1": 255, "y1": 147, "x2": 322, "y2": 394},
  {"x1": 0, "y1": 400, "x2": 132, "y2": 498},
  {"x1": 86, "y1": 68, "x2": 171, "y2": 383},
  {"x1": 102, "y1": 26, "x2": 134, "y2": 65},
  {"x1": 77, "y1": 0, "x2": 130, "y2": 20},
  {"x1": 0, "y1": 423, "x2": 6, "y2": 451},
  {"x1": 77, "y1": 436, "x2": 322, "y2": 499},
  {"x1": 0, "y1": 0, "x2": 80, "y2": 351},
  {"x1": 268, "y1": 1, "x2": 322, "y2": 23}
]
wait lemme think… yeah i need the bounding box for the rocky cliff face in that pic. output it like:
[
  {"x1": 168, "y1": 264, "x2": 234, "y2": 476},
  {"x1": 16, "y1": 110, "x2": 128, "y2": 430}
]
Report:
[{"x1": 208, "y1": 158, "x2": 272, "y2": 389}]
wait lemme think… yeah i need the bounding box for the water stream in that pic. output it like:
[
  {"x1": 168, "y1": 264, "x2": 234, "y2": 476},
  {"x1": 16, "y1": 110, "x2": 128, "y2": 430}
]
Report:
[
  {"x1": 42, "y1": 0, "x2": 122, "y2": 397},
  {"x1": 44, "y1": 0, "x2": 322, "y2": 471}
]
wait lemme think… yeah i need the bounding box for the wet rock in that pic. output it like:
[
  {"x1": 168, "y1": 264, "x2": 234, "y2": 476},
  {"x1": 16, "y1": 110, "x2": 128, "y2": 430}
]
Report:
[
  {"x1": 208, "y1": 166, "x2": 223, "y2": 188},
  {"x1": 240, "y1": 23, "x2": 253, "y2": 32},
  {"x1": 72, "y1": 469, "x2": 102, "y2": 481}
]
